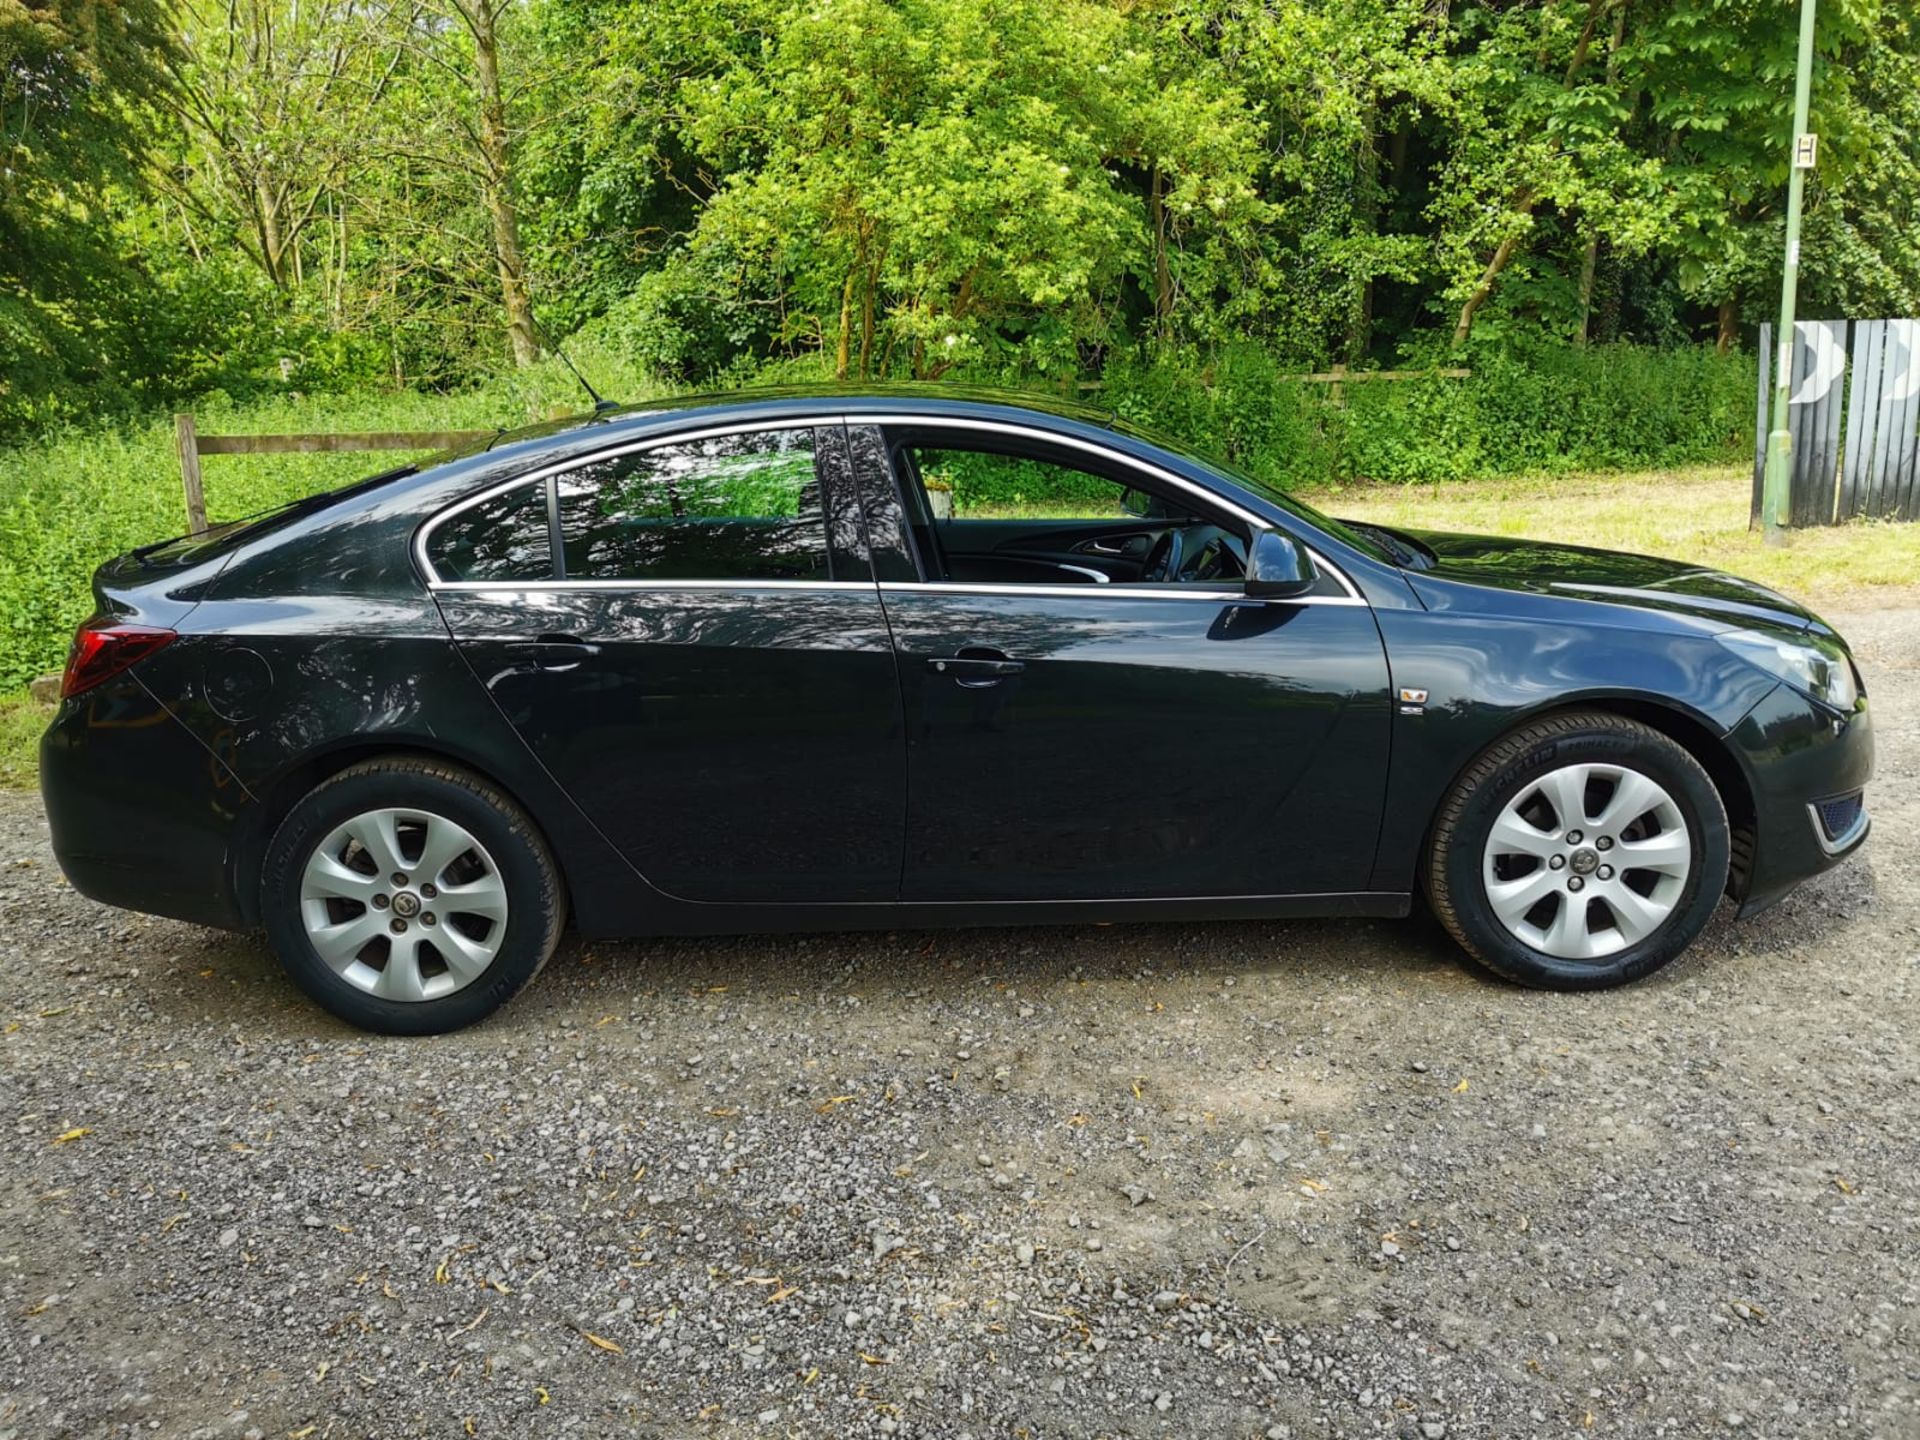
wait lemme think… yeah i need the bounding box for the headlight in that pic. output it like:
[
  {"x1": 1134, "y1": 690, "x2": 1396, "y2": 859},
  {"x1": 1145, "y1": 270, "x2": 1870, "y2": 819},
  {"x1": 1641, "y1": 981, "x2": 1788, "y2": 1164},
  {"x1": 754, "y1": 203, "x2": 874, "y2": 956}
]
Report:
[{"x1": 1717, "y1": 629, "x2": 1859, "y2": 712}]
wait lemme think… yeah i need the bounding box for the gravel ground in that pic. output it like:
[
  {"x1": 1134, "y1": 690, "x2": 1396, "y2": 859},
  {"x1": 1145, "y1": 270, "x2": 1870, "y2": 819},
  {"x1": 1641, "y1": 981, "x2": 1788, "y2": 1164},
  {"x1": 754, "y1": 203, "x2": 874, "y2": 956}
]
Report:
[{"x1": 2, "y1": 605, "x2": 1917, "y2": 1440}]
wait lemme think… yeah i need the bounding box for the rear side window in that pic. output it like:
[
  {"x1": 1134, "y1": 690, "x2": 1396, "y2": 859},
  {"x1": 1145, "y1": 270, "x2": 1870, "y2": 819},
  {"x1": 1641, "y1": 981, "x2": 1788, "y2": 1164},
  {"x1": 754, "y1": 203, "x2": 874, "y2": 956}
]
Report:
[
  {"x1": 554, "y1": 428, "x2": 829, "y2": 582},
  {"x1": 426, "y1": 482, "x2": 552, "y2": 582}
]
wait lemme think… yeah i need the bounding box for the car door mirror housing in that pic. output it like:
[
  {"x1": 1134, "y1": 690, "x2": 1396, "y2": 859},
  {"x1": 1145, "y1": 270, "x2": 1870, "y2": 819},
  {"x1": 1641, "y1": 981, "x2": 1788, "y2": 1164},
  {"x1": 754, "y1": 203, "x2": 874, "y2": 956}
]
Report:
[
  {"x1": 1244, "y1": 528, "x2": 1319, "y2": 598},
  {"x1": 1120, "y1": 487, "x2": 1168, "y2": 520}
]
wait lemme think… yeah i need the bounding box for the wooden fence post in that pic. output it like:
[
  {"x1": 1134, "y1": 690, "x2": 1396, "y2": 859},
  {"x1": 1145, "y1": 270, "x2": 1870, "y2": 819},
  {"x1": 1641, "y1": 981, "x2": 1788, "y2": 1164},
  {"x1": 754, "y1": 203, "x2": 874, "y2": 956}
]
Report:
[
  {"x1": 1328, "y1": 362, "x2": 1348, "y2": 408},
  {"x1": 175, "y1": 413, "x2": 208, "y2": 536}
]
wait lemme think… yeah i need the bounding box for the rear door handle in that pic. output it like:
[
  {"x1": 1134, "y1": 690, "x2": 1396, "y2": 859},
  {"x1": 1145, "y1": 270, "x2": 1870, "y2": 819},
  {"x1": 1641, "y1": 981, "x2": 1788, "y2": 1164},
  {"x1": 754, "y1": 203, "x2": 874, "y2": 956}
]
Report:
[
  {"x1": 508, "y1": 634, "x2": 599, "y2": 669},
  {"x1": 928, "y1": 650, "x2": 1025, "y2": 688}
]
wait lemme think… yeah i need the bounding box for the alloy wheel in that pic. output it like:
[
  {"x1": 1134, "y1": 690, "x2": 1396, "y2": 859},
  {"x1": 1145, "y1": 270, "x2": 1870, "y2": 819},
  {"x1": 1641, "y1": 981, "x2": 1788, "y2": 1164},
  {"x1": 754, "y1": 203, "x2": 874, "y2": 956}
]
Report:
[
  {"x1": 298, "y1": 807, "x2": 509, "y2": 1002},
  {"x1": 1480, "y1": 762, "x2": 1691, "y2": 960}
]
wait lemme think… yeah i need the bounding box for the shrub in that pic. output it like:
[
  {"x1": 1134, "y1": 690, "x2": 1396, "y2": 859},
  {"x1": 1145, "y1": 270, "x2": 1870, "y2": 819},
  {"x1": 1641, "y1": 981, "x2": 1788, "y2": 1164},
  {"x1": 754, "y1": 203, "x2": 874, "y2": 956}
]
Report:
[{"x1": 1101, "y1": 341, "x2": 1754, "y2": 487}]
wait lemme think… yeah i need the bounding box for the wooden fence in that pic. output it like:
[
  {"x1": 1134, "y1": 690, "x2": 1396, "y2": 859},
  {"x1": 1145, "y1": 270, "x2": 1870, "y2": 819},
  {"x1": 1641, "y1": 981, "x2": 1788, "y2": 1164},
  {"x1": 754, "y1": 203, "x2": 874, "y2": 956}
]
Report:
[
  {"x1": 175, "y1": 413, "x2": 492, "y2": 535},
  {"x1": 175, "y1": 368, "x2": 1472, "y2": 533}
]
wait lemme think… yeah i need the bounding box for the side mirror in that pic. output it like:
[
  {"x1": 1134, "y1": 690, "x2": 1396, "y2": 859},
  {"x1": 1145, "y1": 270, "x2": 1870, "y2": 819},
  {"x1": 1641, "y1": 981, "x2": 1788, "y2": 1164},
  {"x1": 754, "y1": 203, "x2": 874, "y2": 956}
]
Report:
[
  {"x1": 1244, "y1": 528, "x2": 1319, "y2": 599},
  {"x1": 1119, "y1": 487, "x2": 1167, "y2": 520}
]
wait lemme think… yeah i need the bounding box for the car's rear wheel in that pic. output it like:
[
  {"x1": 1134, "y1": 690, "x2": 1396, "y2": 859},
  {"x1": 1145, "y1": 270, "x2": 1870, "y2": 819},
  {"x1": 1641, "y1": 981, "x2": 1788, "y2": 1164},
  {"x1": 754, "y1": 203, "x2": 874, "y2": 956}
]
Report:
[
  {"x1": 1425, "y1": 713, "x2": 1728, "y2": 989},
  {"x1": 261, "y1": 757, "x2": 564, "y2": 1033}
]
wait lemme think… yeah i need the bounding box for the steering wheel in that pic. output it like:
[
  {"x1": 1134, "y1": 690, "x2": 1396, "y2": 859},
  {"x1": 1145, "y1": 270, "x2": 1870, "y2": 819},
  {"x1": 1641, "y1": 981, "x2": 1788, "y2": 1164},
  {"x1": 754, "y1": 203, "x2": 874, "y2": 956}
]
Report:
[
  {"x1": 1187, "y1": 528, "x2": 1246, "y2": 581},
  {"x1": 1141, "y1": 526, "x2": 1246, "y2": 583},
  {"x1": 1140, "y1": 528, "x2": 1186, "y2": 583}
]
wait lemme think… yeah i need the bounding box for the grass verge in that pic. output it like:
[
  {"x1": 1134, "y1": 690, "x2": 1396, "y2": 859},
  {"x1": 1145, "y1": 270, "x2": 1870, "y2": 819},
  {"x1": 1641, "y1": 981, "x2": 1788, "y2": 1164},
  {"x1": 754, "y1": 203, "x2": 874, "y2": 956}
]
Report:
[
  {"x1": 1, "y1": 690, "x2": 46, "y2": 792},
  {"x1": 1315, "y1": 463, "x2": 1920, "y2": 610}
]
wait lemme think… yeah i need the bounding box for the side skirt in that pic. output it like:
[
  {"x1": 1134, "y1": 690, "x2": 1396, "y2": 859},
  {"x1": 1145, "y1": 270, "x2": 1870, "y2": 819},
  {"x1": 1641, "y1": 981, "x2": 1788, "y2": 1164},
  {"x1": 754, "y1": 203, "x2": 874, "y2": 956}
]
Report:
[{"x1": 574, "y1": 891, "x2": 1413, "y2": 939}]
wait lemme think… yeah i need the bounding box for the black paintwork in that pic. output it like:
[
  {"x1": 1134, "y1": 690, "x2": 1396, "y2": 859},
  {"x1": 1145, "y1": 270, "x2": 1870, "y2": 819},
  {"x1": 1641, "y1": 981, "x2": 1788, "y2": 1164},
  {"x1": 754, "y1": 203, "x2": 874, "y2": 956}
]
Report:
[{"x1": 41, "y1": 386, "x2": 1871, "y2": 942}]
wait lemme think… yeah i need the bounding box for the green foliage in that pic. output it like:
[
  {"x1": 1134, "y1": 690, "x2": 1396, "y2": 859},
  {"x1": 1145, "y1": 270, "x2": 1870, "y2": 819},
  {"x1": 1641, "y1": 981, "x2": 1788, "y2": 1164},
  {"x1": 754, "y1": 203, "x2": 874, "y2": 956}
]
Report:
[
  {"x1": 0, "y1": 688, "x2": 48, "y2": 789},
  {"x1": 0, "y1": 0, "x2": 175, "y2": 435},
  {"x1": 0, "y1": 357, "x2": 661, "y2": 690},
  {"x1": 587, "y1": 251, "x2": 770, "y2": 383},
  {"x1": 10, "y1": 0, "x2": 1920, "y2": 423},
  {"x1": 1097, "y1": 342, "x2": 1751, "y2": 488},
  {"x1": 0, "y1": 344, "x2": 1751, "y2": 689},
  {"x1": 921, "y1": 451, "x2": 1121, "y2": 516},
  {"x1": 1335, "y1": 343, "x2": 1755, "y2": 481}
]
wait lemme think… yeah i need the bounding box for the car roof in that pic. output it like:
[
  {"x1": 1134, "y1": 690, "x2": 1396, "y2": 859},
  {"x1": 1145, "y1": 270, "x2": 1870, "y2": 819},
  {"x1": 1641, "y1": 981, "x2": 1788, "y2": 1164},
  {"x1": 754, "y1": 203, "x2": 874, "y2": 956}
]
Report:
[{"x1": 485, "y1": 382, "x2": 1127, "y2": 452}]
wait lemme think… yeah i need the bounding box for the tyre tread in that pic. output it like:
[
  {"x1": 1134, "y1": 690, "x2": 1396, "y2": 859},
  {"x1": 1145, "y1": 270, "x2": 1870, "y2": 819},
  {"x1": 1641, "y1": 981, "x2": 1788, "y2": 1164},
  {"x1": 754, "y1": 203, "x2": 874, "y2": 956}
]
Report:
[{"x1": 1424, "y1": 711, "x2": 1722, "y2": 989}]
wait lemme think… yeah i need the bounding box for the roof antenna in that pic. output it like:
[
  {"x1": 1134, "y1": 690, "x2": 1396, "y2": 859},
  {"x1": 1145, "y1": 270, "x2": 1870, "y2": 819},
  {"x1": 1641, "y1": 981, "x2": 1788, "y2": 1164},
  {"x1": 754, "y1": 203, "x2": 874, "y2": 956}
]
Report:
[{"x1": 530, "y1": 305, "x2": 618, "y2": 413}]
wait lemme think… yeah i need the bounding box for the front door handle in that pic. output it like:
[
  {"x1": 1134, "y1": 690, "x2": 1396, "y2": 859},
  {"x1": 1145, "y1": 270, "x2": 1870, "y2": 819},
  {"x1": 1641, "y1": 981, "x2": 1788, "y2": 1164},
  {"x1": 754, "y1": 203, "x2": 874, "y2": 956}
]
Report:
[{"x1": 928, "y1": 649, "x2": 1025, "y2": 688}]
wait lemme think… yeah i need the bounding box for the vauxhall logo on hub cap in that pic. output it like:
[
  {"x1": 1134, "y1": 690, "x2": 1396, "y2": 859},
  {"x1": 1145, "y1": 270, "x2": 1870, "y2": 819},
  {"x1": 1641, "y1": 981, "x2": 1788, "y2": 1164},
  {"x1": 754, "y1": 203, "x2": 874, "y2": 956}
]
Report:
[
  {"x1": 1569, "y1": 848, "x2": 1600, "y2": 876},
  {"x1": 391, "y1": 891, "x2": 422, "y2": 917}
]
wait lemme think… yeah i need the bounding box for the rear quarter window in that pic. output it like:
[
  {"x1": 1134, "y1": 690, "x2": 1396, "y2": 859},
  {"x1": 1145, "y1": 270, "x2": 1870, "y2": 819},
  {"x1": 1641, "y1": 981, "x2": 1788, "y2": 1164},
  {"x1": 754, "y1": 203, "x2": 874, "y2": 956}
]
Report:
[{"x1": 426, "y1": 483, "x2": 553, "y2": 581}]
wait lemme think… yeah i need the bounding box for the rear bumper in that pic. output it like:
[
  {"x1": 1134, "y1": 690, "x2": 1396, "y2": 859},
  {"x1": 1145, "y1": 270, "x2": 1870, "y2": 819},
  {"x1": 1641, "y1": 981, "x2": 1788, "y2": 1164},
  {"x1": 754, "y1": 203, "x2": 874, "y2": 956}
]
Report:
[
  {"x1": 1730, "y1": 684, "x2": 1873, "y2": 918},
  {"x1": 39, "y1": 676, "x2": 253, "y2": 930}
]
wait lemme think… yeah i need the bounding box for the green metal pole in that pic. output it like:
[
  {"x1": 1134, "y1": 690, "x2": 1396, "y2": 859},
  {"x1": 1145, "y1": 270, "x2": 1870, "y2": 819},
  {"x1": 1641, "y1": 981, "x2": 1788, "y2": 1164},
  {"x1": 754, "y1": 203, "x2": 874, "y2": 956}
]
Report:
[{"x1": 1760, "y1": 0, "x2": 1820, "y2": 544}]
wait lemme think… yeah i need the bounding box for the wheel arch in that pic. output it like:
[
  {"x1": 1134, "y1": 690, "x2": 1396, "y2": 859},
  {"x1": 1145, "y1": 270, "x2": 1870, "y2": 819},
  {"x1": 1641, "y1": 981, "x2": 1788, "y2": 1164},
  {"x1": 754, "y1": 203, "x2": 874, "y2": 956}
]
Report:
[
  {"x1": 1418, "y1": 693, "x2": 1760, "y2": 903},
  {"x1": 230, "y1": 737, "x2": 572, "y2": 926}
]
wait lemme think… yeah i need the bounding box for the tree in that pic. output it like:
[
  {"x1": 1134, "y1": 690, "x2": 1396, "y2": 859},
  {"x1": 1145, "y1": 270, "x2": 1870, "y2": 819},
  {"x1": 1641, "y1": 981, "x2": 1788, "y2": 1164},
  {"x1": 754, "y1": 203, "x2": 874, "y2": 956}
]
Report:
[
  {"x1": 1433, "y1": 0, "x2": 1674, "y2": 345},
  {"x1": 392, "y1": 0, "x2": 540, "y2": 366},
  {"x1": 1, "y1": 0, "x2": 173, "y2": 428},
  {"x1": 160, "y1": 0, "x2": 398, "y2": 293},
  {"x1": 1163, "y1": 0, "x2": 1451, "y2": 363}
]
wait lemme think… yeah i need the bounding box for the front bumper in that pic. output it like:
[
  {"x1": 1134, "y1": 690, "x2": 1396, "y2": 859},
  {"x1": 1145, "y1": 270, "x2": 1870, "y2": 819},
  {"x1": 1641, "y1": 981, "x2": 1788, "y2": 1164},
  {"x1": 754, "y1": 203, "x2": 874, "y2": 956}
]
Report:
[
  {"x1": 1729, "y1": 683, "x2": 1873, "y2": 917},
  {"x1": 40, "y1": 675, "x2": 253, "y2": 929}
]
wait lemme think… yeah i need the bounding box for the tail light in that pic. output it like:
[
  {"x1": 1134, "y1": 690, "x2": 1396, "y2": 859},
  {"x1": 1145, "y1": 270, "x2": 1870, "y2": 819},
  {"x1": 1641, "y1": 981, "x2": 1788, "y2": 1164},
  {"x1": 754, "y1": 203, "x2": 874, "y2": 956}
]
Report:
[{"x1": 61, "y1": 618, "x2": 177, "y2": 699}]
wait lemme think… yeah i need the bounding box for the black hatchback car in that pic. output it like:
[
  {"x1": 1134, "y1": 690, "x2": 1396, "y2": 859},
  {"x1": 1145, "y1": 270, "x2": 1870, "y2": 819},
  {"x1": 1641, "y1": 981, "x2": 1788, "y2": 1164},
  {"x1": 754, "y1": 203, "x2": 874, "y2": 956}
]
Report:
[{"x1": 42, "y1": 388, "x2": 1871, "y2": 1032}]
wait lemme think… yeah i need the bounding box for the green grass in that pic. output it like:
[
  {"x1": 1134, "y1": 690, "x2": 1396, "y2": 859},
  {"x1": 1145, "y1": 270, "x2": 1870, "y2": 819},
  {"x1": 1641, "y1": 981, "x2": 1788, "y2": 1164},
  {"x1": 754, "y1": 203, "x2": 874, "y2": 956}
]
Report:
[
  {"x1": 0, "y1": 689, "x2": 46, "y2": 789},
  {"x1": 1315, "y1": 463, "x2": 1920, "y2": 610},
  {"x1": 0, "y1": 354, "x2": 664, "y2": 693}
]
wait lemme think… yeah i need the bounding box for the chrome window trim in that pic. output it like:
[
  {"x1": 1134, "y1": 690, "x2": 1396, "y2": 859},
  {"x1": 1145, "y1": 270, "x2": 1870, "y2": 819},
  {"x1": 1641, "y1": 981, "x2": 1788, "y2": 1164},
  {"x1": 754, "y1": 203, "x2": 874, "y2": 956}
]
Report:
[
  {"x1": 840, "y1": 412, "x2": 1362, "y2": 602},
  {"x1": 415, "y1": 409, "x2": 1367, "y2": 606},
  {"x1": 432, "y1": 578, "x2": 879, "y2": 594},
  {"x1": 427, "y1": 576, "x2": 1365, "y2": 606},
  {"x1": 414, "y1": 416, "x2": 826, "y2": 586},
  {"x1": 877, "y1": 581, "x2": 1367, "y2": 606}
]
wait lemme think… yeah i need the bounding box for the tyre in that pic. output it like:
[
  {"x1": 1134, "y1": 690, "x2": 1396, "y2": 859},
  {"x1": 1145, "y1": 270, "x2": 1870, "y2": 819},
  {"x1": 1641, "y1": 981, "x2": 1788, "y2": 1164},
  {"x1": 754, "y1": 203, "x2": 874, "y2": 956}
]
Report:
[
  {"x1": 260, "y1": 757, "x2": 565, "y2": 1034},
  {"x1": 1425, "y1": 712, "x2": 1728, "y2": 989}
]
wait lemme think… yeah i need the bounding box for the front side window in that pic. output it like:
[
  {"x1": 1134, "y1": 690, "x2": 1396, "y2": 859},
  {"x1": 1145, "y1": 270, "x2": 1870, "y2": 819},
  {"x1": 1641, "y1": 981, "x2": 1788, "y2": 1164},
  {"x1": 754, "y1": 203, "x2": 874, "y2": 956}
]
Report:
[
  {"x1": 907, "y1": 447, "x2": 1144, "y2": 521},
  {"x1": 426, "y1": 482, "x2": 553, "y2": 582},
  {"x1": 887, "y1": 435, "x2": 1250, "y2": 587},
  {"x1": 555, "y1": 428, "x2": 830, "y2": 582}
]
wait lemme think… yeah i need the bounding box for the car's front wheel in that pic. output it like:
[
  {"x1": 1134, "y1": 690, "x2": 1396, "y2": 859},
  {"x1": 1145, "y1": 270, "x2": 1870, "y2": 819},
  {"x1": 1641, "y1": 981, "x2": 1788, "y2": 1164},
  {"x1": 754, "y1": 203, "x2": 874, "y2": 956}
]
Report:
[
  {"x1": 1426, "y1": 713, "x2": 1729, "y2": 989},
  {"x1": 261, "y1": 757, "x2": 565, "y2": 1033}
]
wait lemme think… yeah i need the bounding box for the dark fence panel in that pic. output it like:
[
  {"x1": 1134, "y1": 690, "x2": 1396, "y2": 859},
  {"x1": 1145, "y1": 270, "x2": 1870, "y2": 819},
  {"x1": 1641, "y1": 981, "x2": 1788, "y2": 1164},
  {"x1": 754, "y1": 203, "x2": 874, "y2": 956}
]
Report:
[
  {"x1": 1755, "y1": 318, "x2": 1920, "y2": 526},
  {"x1": 1753, "y1": 320, "x2": 1847, "y2": 526}
]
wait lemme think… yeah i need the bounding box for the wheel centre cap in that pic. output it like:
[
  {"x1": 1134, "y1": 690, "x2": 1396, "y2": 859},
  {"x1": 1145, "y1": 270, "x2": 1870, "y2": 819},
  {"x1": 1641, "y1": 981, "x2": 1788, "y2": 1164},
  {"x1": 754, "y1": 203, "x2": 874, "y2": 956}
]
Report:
[
  {"x1": 1569, "y1": 848, "x2": 1600, "y2": 876},
  {"x1": 391, "y1": 891, "x2": 421, "y2": 917}
]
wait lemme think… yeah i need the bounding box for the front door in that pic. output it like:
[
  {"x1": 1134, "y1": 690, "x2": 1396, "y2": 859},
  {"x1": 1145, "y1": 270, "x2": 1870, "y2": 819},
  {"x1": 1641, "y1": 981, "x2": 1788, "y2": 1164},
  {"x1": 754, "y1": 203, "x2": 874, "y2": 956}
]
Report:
[
  {"x1": 849, "y1": 422, "x2": 1392, "y2": 902},
  {"x1": 426, "y1": 421, "x2": 905, "y2": 903}
]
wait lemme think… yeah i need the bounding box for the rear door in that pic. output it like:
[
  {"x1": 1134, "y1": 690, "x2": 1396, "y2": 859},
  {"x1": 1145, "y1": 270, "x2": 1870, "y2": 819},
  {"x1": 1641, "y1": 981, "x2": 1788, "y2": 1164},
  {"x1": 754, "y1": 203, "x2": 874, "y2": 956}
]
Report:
[
  {"x1": 847, "y1": 420, "x2": 1393, "y2": 902},
  {"x1": 423, "y1": 421, "x2": 906, "y2": 903}
]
